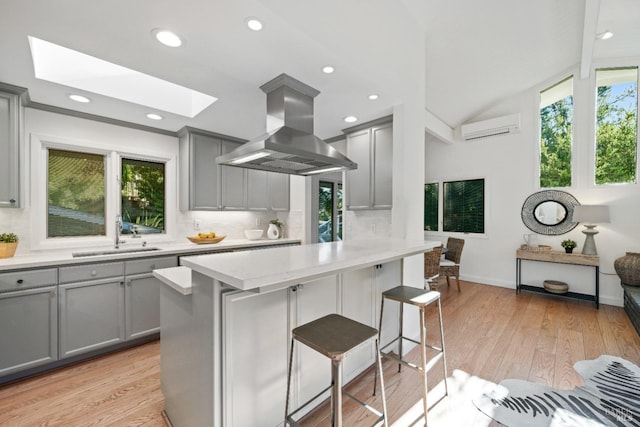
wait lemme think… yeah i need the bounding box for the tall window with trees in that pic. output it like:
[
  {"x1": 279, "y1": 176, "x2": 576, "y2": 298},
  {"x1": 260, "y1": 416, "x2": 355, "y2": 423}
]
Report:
[
  {"x1": 121, "y1": 158, "x2": 166, "y2": 234},
  {"x1": 318, "y1": 180, "x2": 342, "y2": 242},
  {"x1": 424, "y1": 183, "x2": 438, "y2": 231},
  {"x1": 540, "y1": 77, "x2": 574, "y2": 188},
  {"x1": 48, "y1": 149, "x2": 106, "y2": 237},
  {"x1": 595, "y1": 67, "x2": 638, "y2": 185}
]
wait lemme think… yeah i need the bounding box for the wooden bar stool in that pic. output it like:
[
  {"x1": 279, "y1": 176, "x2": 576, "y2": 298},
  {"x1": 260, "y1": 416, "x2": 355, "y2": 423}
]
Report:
[
  {"x1": 285, "y1": 313, "x2": 388, "y2": 427},
  {"x1": 373, "y1": 286, "x2": 448, "y2": 424}
]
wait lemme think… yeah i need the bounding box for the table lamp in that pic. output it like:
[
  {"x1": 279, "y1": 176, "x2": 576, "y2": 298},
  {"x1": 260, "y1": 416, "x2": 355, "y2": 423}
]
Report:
[{"x1": 570, "y1": 205, "x2": 610, "y2": 255}]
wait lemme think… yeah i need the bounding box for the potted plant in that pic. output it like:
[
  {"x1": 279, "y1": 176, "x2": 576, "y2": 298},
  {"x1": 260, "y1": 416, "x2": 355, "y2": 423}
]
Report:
[
  {"x1": 268, "y1": 219, "x2": 284, "y2": 240},
  {"x1": 561, "y1": 239, "x2": 577, "y2": 254},
  {"x1": 0, "y1": 233, "x2": 19, "y2": 258}
]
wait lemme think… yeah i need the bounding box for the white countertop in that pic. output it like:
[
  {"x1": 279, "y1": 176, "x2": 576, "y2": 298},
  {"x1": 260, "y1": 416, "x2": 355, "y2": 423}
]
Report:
[
  {"x1": 0, "y1": 238, "x2": 300, "y2": 271},
  {"x1": 181, "y1": 239, "x2": 441, "y2": 291},
  {"x1": 154, "y1": 266, "x2": 193, "y2": 295}
]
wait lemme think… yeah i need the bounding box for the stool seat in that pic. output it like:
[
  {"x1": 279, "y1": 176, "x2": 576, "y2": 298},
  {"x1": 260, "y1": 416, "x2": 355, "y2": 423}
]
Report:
[
  {"x1": 382, "y1": 286, "x2": 441, "y2": 306},
  {"x1": 285, "y1": 313, "x2": 388, "y2": 427},
  {"x1": 293, "y1": 314, "x2": 378, "y2": 361}
]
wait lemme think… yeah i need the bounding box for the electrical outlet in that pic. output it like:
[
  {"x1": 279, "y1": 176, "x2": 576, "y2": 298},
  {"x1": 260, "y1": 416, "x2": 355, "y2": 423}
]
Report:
[{"x1": 194, "y1": 219, "x2": 201, "y2": 230}]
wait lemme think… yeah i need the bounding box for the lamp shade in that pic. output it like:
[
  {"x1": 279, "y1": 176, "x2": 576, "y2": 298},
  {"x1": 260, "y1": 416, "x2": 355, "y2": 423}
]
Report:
[{"x1": 571, "y1": 205, "x2": 610, "y2": 224}]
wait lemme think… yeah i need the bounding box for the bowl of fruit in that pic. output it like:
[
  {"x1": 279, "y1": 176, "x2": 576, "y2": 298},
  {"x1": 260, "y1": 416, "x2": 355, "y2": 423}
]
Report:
[{"x1": 187, "y1": 232, "x2": 226, "y2": 244}]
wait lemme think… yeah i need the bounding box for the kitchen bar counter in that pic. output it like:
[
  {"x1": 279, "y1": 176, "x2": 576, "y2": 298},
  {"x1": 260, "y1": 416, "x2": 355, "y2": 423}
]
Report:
[
  {"x1": 0, "y1": 238, "x2": 300, "y2": 271},
  {"x1": 161, "y1": 239, "x2": 440, "y2": 427}
]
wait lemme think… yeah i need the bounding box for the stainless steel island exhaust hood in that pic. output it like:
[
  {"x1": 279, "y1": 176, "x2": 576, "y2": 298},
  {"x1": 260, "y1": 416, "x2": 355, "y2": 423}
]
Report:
[{"x1": 216, "y1": 73, "x2": 357, "y2": 175}]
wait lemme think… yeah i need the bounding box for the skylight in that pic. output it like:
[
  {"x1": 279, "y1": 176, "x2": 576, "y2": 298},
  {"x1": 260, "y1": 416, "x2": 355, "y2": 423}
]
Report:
[{"x1": 28, "y1": 36, "x2": 217, "y2": 118}]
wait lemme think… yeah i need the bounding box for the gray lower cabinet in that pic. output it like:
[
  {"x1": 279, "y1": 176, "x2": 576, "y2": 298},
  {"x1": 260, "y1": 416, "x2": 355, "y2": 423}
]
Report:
[
  {"x1": 124, "y1": 256, "x2": 178, "y2": 340},
  {"x1": 0, "y1": 85, "x2": 24, "y2": 208},
  {"x1": 58, "y1": 261, "x2": 126, "y2": 358},
  {"x1": 0, "y1": 286, "x2": 58, "y2": 376}
]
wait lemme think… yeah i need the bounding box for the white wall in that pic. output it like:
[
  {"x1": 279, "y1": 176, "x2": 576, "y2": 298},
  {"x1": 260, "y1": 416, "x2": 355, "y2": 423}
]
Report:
[{"x1": 424, "y1": 70, "x2": 640, "y2": 307}]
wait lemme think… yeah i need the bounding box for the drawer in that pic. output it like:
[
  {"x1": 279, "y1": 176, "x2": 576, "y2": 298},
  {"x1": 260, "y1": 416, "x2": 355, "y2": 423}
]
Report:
[
  {"x1": 125, "y1": 256, "x2": 178, "y2": 275},
  {"x1": 59, "y1": 261, "x2": 125, "y2": 284},
  {"x1": 0, "y1": 268, "x2": 57, "y2": 292}
]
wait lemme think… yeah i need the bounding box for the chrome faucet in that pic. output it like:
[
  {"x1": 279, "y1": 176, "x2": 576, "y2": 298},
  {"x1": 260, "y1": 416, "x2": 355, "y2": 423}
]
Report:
[{"x1": 115, "y1": 214, "x2": 125, "y2": 249}]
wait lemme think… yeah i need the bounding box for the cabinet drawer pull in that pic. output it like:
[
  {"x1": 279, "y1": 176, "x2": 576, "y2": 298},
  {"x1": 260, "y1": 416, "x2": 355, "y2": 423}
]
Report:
[
  {"x1": 49, "y1": 290, "x2": 56, "y2": 297},
  {"x1": 120, "y1": 281, "x2": 125, "y2": 286},
  {"x1": 16, "y1": 279, "x2": 24, "y2": 285},
  {"x1": 9, "y1": 199, "x2": 16, "y2": 204},
  {"x1": 91, "y1": 270, "x2": 97, "y2": 276}
]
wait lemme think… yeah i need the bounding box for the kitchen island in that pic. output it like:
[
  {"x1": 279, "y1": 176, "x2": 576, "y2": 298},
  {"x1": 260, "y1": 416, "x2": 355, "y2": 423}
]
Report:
[{"x1": 156, "y1": 239, "x2": 440, "y2": 427}]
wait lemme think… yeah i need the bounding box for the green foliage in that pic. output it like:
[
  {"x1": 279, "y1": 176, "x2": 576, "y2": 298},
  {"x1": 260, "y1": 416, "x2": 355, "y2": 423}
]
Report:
[
  {"x1": 595, "y1": 83, "x2": 637, "y2": 184},
  {"x1": 424, "y1": 183, "x2": 438, "y2": 231},
  {"x1": 540, "y1": 97, "x2": 573, "y2": 188},
  {"x1": 0, "y1": 233, "x2": 18, "y2": 243},
  {"x1": 561, "y1": 239, "x2": 577, "y2": 249},
  {"x1": 121, "y1": 159, "x2": 165, "y2": 232}
]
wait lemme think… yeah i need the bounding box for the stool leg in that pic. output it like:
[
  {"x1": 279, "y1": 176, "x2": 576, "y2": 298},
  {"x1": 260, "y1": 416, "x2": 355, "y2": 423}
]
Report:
[
  {"x1": 373, "y1": 296, "x2": 385, "y2": 396},
  {"x1": 375, "y1": 337, "x2": 389, "y2": 427},
  {"x1": 437, "y1": 297, "x2": 449, "y2": 397},
  {"x1": 331, "y1": 359, "x2": 343, "y2": 427},
  {"x1": 398, "y1": 301, "x2": 404, "y2": 373},
  {"x1": 419, "y1": 306, "x2": 428, "y2": 425},
  {"x1": 284, "y1": 337, "x2": 295, "y2": 426}
]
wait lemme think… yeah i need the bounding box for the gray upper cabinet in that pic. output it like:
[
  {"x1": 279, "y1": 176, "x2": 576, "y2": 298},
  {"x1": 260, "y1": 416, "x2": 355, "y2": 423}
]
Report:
[
  {"x1": 220, "y1": 140, "x2": 248, "y2": 210},
  {"x1": 179, "y1": 128, "x2": 224, "y2": 211},
  {"x1": 268, "y1": 172, "x2": 290, "y2": 211},
  {"x1": 345, "y1": 119, "x2": 393, "y2": 210},
  {"x1": 247, "y1": 170, "x2": 290, "y2": 211},
  {"x1": 0, "y1": 86, "x2": 24, "y2": 208},
  {"x1": 179, "y1": 126, "x2": 290, "y2": 212}
]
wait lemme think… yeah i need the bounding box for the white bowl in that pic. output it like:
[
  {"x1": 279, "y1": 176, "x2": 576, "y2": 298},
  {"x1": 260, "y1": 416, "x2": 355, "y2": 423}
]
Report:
[{"x1": 244, "y1": 229, "x2": 264, "y2": 240}]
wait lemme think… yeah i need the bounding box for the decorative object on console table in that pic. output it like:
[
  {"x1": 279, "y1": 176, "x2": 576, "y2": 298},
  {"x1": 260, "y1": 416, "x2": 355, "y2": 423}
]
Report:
[
  {"x1": 614, "y1": 252, "x2": 640, "y2": 287},
  {"x1": 570, "y1": 205, "x2": 610, "y2": 256},
  {"x1": 561, "y1": 239, "x2": 577, "y2": 254},
  {"x1": 268, "y1": 219, "x2": 283, "y2": 240},
  {"x1": 0, "y1": 233, "x2": 18, "y2": 258}
]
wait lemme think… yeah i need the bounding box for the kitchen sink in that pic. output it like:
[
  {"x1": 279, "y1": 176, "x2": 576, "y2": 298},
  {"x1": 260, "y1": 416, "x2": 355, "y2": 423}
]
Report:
[{"x1": 72, "y1": 247, "x2": 162, "y2": 257}]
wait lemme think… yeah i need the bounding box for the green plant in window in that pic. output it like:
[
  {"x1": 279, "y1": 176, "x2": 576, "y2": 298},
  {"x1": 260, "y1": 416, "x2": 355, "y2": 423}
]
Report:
[{"x1": 540, "y1": 97, "x2": 573, "y2": 188}]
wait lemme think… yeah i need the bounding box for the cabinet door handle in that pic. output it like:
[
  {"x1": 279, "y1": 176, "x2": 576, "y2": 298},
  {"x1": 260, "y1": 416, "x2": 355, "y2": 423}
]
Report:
[
  {"x1": 120, "y1": 281, "x2": 125, "y2": 286},
  {"x1": 91, "y1": 270, "x2": 98, "y2": 276},
  {"x1": 9, "y1": 199, "x2": 16, "y2": 204},
  {"x1": 49, "y1": 290, "x2": 56, "y2": 297},
  {"x1": 16, "y1": 279, "x2": 24, "y2": 285}
]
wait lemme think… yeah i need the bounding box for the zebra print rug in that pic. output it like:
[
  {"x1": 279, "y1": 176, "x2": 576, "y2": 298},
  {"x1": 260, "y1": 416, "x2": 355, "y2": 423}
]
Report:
[{"x1": 473, "y1": 355, "x2": 640, "y2": 426}]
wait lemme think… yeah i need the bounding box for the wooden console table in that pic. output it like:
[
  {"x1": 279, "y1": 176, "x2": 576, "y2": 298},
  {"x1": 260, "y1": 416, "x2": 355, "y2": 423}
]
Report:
[{"x1": 516, "y1": 249, "x2": 600, "y2": 308}]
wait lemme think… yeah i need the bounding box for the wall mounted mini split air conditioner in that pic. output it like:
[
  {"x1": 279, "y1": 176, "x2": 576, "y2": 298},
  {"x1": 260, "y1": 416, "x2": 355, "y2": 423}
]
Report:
[{"x1": 460, "y1": 113, "x2": 521, "y2": 141}]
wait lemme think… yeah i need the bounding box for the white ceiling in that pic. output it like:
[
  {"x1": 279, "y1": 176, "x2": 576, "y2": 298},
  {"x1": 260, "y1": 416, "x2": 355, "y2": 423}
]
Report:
[{"x1": 1, "y1": 0, "x2": 638, "y2": 140}]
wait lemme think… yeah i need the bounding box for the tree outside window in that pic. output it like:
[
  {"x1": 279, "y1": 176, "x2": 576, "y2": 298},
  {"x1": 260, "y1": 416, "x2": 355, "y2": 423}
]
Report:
[
  {"x1": 540, "y1": 77, "x2": 573, "y2": 188},
  {"x1": 595, "y1": 67, "x2": 638, "y2": 185},
  {"x1": 121, "y1": 158, "x2": 165, "y2": 234}
]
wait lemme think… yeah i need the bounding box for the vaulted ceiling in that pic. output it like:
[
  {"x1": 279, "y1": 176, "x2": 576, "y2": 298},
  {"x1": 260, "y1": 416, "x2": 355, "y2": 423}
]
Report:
[{"x1": 0, "y1": 0, "x2": 638, "y2": 141}]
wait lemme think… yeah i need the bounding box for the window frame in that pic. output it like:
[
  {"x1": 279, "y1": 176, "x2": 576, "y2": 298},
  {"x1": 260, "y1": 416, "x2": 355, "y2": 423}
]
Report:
[
  {"x1": 591, "y1": 64, "x2": 639, "y2": 187},
  {"x1": 423, "y1": 176, "x2": 488, "y2": 237},
  {"x1": 537, "y1": 74, "x2": 575, "y2": 190},
  {"x1": 30, "y1": 133, "x2": 176, "y2": 251}
]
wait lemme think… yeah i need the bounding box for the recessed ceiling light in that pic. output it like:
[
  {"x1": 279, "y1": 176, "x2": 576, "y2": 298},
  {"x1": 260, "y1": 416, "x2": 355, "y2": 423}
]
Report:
[
  {"x1": 344, "y1": 116, "x2": 357, "y2": 123},
  {"x1": 246, "y1": 17, "x2": 263, "y2": 31},
  {"x1": 597, "y1": 30, "x2": 614, "y2": 40},
  {"x1": 152, "y1": 29, "x2": 183, "y2": 47},
  {"x1": 322, "y1": 66, "x2": 335, "y2": 74},
  {"x1": 146, "y1": 113, "x2": 163, "y2": 120},
  {"x1": 368, "y1": 94, "x2": 379, "y2": 100},
  {"x1": 68, "y1": 94, "x2": 91, "y2": 103}
]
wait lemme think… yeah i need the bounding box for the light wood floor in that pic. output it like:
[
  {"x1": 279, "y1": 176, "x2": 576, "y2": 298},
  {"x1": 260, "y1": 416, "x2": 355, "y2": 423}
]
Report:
[{"x1": 1, "y1": 280, "x2": 639, "y2": 426}]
